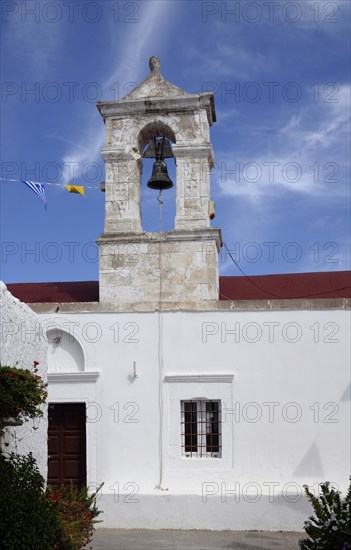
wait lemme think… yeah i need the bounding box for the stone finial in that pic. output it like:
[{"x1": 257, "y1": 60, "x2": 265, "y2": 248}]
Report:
[{"x1": 149, "y1": 56, "x2": 160, "y2": 73}]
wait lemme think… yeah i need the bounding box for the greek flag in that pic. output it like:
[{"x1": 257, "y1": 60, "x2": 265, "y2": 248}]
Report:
[{"x1": 22, "y1": 180, "x2": 47, "y2": 209}]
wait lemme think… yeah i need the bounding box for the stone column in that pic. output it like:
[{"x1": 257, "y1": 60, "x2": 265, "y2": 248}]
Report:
[
  {"x1": 102, "y1": 149, "x2": 142, "y2": 233},
  {"x1": 173, "y1": 144, "x2": 214, "y2": 230}
]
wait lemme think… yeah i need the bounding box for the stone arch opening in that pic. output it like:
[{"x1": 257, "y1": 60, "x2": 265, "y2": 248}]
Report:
[
  {"x1": 137, "y1": 121, "x2": 176, "y2": 153},
  {"x1": 47, "y1": 328, "x2": 85, "y2": 373},
  {"x1": 137, "y1": 121, "x2": 177, "y2": 232}
]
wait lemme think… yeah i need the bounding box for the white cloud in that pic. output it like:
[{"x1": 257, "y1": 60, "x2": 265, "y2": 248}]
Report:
[
  {"x1": 61, "y1": 0, "x2": 178, "y2": 183},
  {"x1": 298, "y1": 0, "x2": 350, "y2": 32},
  {"x1": 3, "y1": 3, "x2": 63, "y2": 76},
  {"x1": 283, "y1": 85, "x2": 350, "y2": 150},
  {"x1": 183, "y1": 40, "x2": 273, "y2": 81},
  {"x1": 216, "y1": 84, "x2": 350, "y2": 200}
]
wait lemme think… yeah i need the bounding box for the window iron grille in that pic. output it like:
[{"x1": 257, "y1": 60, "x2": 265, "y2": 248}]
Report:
[{"x1": 181, "y1": 400, "x2": 222, "y2": 458}]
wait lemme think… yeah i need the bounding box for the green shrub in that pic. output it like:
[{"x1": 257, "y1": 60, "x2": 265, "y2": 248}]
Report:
[
  {"x1": 47, "y1": 482, "x2": 103, "y2": 549},
  {"x1": 0, "y1": 362, "x2": 48, "y2": 423},
  {"x1": 299, "y1": 478, "x2": 351, "y2": 550},
  {"x1": 0, "y1": 451, "x2": 60, "y2": 550}
]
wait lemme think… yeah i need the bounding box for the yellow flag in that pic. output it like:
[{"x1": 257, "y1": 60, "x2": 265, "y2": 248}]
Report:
[{"x1": 65, "y1": 185, "x2": 85, "y2": 196}]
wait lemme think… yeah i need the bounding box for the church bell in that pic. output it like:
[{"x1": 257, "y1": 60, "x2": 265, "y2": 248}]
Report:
[
  {"x1": 147, "y1": 159, "x2": 174, "y2": 190},
  {"x1": 145, "y1": 136, "x2": 174, "y2": 191}
]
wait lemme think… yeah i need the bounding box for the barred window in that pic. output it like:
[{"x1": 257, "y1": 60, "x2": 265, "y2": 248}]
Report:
[{"x1": 181, "y1": 400, "x2": 221, "y2": 458}]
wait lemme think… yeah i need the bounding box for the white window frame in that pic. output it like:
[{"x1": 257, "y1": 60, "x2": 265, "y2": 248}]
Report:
[{"x1": 181, "y1": 399, "x2": 222, "y2": 458}]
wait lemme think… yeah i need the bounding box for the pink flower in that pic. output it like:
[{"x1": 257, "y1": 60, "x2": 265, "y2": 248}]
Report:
[{"x1": 33, "y1": 361, "x2": 39, "y2": 366}]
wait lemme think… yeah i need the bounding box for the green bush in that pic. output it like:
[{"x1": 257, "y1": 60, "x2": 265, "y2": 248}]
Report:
[
  {"x1": 0, "y1": 451, "x2": 60, "y2": 550},
  {"x1": 0, "y1": 362, "x2": 48, "y2": 423},
  {"x1": 299, "y1": 478, "x2": 351, "y2": 550}
]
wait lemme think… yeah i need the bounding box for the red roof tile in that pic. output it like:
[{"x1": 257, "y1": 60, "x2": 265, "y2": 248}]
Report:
[
  {"x1": 219, "y1": 271, "x2": 351, "y2": 300},
  {"x1": 6, "y1": 281, "x2": 99, "y2": 303},
  {"x1": 5, "y1": 271, "x2": 351, "y2": 303}
]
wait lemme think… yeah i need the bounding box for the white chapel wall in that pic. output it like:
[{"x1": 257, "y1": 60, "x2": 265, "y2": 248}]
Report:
[
  {"x1": 39, "y1": 306, "x2": 350, "y2": 530},
  {"x1": 0, "y1": 282, "x2": 48, "y2": 478}
]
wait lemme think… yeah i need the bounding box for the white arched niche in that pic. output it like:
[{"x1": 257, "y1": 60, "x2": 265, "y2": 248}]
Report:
[{"x1": 47, "y1": 327, "x2": 85, "y2": 373}]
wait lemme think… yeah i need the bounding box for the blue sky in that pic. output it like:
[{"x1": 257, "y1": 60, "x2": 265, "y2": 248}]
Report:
[{"x1": 1, "y1": 0, "x2": 350, "y2": 283}]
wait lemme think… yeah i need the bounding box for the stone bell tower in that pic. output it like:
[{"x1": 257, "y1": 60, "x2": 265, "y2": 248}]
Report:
[{"x1": 96, "y1": 57, "x2": 222, "y2": 309}]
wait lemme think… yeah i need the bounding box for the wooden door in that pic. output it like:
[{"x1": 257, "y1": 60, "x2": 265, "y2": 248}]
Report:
[{"x1": 48, "y1": 403, "x2": 86, "y2": 490}]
